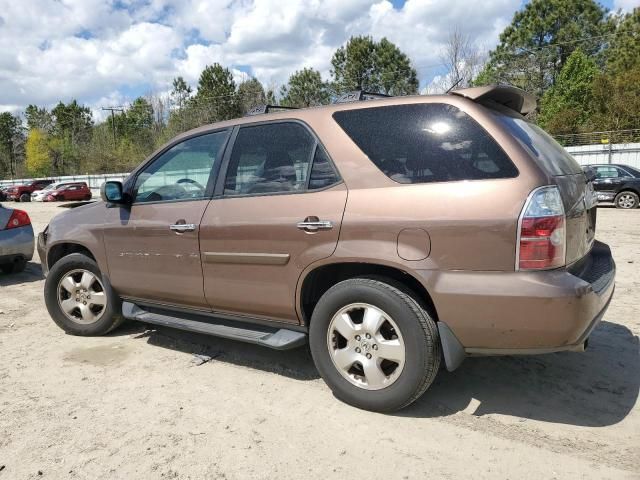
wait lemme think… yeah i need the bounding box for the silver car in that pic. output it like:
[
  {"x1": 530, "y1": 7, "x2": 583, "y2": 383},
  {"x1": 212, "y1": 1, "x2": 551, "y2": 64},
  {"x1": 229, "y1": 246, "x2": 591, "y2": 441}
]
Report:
[{"x1": 0, "y1": 203, "x2": 34, "y2": 274}]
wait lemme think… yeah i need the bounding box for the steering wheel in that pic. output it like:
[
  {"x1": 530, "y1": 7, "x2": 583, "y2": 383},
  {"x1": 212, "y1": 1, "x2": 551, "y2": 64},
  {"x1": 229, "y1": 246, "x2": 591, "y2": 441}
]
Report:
[{"x1": 176, "y1": 178, "x2": 205, "y2": 197}]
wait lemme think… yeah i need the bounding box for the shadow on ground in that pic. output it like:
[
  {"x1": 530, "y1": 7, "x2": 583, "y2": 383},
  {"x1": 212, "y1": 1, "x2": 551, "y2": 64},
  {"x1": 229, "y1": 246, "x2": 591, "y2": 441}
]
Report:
[
  {"x1": 402, "y1": 320, "x2": 639, "y2": 427},
  {"x1": 109, "y1": 322, "x2": 320, "y2": 381},
  {"x1": 0, "y1": 262, "x2": 43, "y2": 286},
  {"x1": 113, "y1": 318, "x2": 638, "y2": 427}
]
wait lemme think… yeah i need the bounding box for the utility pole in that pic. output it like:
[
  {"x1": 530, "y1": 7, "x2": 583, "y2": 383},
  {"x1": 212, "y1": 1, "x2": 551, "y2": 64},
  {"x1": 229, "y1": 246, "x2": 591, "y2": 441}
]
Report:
[{"x1": 101, "y1": 106, "x2": 123, "y2": 147}]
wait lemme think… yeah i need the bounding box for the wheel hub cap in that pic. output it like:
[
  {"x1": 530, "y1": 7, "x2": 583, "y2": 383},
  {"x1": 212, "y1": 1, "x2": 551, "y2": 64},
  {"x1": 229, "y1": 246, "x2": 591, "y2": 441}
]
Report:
[
  {"x1": 57, "y1": 269, "x2": 106, "y2": 325},
  {"x1": 327, "y1": 303, "x2": 406, "y2": 391}
]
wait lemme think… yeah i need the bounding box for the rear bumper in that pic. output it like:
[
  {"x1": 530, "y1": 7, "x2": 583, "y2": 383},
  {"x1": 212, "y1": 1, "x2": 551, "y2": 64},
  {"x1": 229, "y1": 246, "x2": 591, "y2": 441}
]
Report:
[
  {"x1": 422, "y1": 240, "x2": 616, "y2": 352},
  {"x1": 0, "y1": 225, "x2": 34, "y2": 263}
]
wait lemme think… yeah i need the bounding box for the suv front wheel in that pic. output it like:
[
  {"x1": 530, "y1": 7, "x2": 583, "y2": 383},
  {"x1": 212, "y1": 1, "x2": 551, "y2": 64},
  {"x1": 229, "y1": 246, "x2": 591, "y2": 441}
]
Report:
[
  {"x1": 309, "y1": 278, "x2": 441, "y2": 412},
  {"x1": 44, "y1": 253, "x2": 123, "y2": 335}
]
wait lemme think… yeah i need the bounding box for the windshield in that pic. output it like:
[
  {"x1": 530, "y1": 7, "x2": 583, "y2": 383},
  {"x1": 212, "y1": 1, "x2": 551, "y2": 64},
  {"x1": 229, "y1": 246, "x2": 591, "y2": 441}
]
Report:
[{"x1": 489, "y1": 109, "x2": 582, "y2": 176}]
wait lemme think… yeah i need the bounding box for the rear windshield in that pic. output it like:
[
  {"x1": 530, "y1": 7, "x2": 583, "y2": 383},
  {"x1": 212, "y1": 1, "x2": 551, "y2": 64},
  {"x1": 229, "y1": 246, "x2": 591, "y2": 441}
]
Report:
[
  {"x1": 333, "y1": 103, "x2": 518, "y2": 184},
  {"x1": 489, "y1": 109, "x2": 582, "y2": 176}
]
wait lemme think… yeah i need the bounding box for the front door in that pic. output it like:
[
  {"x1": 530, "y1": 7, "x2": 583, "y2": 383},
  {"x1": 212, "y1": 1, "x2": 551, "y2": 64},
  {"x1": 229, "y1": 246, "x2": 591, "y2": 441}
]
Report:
[
  {"x1": 200, "y1": 122, "x2": 347, "y2": 323},
  {"x1": 103, "y1": 130, "x2": 229, "y2": 308}
]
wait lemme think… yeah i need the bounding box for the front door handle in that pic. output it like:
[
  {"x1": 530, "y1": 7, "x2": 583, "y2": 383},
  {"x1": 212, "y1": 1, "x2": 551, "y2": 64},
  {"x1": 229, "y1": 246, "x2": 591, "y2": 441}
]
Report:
[
  {"x1": 170, "y1": 223, "x2": 196, "y2": 233},
  {"x1": 297, "y1": 217, "x2": 333, "y2": 232}
]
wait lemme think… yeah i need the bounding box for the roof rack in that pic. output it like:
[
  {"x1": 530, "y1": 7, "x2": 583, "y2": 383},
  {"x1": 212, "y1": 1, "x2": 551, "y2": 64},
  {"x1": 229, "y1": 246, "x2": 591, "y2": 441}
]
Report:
[
  {"x1": 334, "y1": 90, "x2": 391, "y2": 104},
  {"x1": 245, "y1": 104, "x2": 299, "y2": 116}
]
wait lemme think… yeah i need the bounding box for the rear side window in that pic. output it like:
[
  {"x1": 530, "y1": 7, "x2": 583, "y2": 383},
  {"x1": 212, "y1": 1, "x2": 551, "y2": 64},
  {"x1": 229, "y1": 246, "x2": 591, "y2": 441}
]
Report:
[
  {"x1": 490, "y1": 110, "x2": 582, "y2": 176},
  {"x1": 333, "y1": 104, "x2": 518, "y2": 184}
]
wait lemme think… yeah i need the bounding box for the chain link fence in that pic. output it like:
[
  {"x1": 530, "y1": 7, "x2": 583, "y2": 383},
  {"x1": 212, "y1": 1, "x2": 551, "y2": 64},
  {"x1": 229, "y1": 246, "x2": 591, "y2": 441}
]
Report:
[{"x1": 556, "y1": 129, "x2": 640, "y2": 169}]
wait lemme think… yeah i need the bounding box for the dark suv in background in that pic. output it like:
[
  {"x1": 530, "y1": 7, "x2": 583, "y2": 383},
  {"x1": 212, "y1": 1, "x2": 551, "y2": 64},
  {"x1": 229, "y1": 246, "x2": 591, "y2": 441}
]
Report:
[
  {"x1": 38, "y1": 86, "x2": 615, "y2": 412},
  {"x1": 584, "y1": 164, "x2": 640, "y2": 209}
]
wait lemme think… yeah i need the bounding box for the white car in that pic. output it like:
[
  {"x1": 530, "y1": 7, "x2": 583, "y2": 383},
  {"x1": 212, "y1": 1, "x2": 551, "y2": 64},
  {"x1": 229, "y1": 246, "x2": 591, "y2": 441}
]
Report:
[{"x1": 31, "y1": 182, "x2": 71, "y2": 202}]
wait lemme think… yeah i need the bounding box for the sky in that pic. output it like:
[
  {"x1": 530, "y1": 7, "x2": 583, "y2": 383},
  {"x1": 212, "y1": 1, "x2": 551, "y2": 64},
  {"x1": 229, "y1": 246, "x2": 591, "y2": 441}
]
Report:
[{"x1": 0, "y1": 0, "x2": 636, "y2": 121}]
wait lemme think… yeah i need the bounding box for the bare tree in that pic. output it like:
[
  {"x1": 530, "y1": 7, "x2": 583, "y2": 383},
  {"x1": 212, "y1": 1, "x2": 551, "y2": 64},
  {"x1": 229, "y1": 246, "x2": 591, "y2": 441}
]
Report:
[{"x1": 438, "y1": 27, "x2": 482, "y2": 92}]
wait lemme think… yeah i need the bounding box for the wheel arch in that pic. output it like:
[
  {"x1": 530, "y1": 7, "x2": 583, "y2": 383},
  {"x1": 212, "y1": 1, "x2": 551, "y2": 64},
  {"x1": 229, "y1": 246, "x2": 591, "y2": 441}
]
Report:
[
  {"x1": 297, "y1": 260, "x2": 438, "y2": 327},
  {"x1": 47, "y1": 242, "x2": 97, "y2": 270}
]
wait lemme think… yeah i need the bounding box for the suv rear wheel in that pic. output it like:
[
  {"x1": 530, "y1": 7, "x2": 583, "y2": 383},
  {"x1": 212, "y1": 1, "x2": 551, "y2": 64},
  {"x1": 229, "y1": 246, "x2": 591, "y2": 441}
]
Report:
[
  {"x1": 44, "y1": 253, "x2": 123, "y2": 335},
  {"x1": 19, "y1": 193, "x2": 30, "y2": 202},
  {"x1": 309, "y1": 278, "x2": 441, "y2": 412},
  {"x1": 615, "y1": 191, "x2": 639, "y2": 209}
]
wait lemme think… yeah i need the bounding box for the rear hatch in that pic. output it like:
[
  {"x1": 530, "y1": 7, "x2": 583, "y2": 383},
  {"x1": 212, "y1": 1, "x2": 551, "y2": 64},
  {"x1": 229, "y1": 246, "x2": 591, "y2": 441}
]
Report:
[{"x1": 493, "y1": 112, "x2": 596, "y2": 265}]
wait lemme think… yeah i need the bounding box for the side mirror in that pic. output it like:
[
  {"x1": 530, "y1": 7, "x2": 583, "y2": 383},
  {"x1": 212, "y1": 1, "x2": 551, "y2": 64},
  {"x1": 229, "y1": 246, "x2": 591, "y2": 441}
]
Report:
[{"x1": 101, "y1": 181, "x2": 126, "y2": 204}]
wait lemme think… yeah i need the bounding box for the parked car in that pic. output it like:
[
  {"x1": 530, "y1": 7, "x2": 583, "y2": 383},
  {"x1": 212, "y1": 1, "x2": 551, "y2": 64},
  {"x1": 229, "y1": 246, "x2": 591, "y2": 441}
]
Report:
[
  {"x1": 0, "y1": 186, "x2": 9, "y2": 201},
  {"x1": 43, "y1": 182, "x2": 92, "y2": 202},
  {"x1": 0, "y1": 204, "x2": 34, "y2": 274},
  {"x1": 31, "y1": 182, "x2": 71, "y2": 202},
  {"x1": 6, "y1": 179, "x2": 54, "y2": 202},
  {"x1": 38, "y1": 86, "x2": 615, "y2": 412},
  {"x1": 582, "y1": 164, "x2": 640, "y2": 209}
]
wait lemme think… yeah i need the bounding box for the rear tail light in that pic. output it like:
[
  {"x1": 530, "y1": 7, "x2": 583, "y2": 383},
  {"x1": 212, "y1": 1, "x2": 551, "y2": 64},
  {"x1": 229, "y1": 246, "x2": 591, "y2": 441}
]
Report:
[
  {"x1": 5, "y1": 209, "x2": 31, "y2": 230},
  {"x1": 517, "y1": 186, "x2": 566, "y2": 270}
]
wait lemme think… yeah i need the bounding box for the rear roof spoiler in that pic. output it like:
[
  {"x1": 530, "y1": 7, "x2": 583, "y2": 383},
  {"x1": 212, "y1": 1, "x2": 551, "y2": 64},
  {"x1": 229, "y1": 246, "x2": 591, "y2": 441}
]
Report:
[{"x1": 450, "y1": 85, "x2": 536, "y2": 115}]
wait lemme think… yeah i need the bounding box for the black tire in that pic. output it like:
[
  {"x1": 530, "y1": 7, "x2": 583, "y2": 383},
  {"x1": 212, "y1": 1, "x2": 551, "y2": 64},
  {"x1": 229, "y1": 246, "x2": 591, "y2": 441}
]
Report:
[
  {"x1": 44, "y1": 253, "x2": 123, "y2": 335},
  {"x1": 19, "y1": 193, "x2": 30, "y2": 202},
  {"x1": 614, "y1": 191, "x2": 639, "y2": 209},
  {"x1": 1, "y1": 257, "x2": 27, "y2": 274},
  {"x1": 309, "y1": 278, "x2": 441, "y2": 412}
]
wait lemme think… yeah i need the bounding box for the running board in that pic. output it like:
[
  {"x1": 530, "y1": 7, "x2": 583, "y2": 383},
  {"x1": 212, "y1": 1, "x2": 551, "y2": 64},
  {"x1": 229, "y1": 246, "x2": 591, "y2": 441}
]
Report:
[{"x1": 122, "y1": 302, "x2": 307, "y2": 350}]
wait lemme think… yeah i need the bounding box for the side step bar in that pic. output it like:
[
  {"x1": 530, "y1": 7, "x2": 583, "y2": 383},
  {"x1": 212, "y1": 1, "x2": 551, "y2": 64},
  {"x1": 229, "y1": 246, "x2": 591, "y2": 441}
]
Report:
[{"x1": 122, "y1": 302, "x2": 307, "y2": 350}]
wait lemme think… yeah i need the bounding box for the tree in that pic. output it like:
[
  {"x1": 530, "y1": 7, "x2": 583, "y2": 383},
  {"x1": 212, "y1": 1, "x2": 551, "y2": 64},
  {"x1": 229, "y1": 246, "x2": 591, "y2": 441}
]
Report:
[
  {"x1": 439, "y1": 28, "x2": 482, "y2": 91},
  {"x1": 0, "y1": 112, "x2": 24, "y2": 178},
  {"x1": 538, "y1": 49, "x2": 599, "y2": 134},
  {"x1": 589, "y1": 66, "x2": 640, "y2": 133},
  {"x1": 25, "y1": 105, "x2": 54, "y2": 133},
  {"x1": 193, "y1": 63, "x2": 241, "y2": 123},
  {"x1": 170, "y1": 76, "x2": 192, "y2": 111},
  {"x1": 604, "y1": 8, "x2": 640, "y2": 75},
  {"x1": 477, "y1": 0, "x2": 608, "y2": 98},
  {"x1": 25, "y1": 128, "x2": 50, "y2": 177},
  {"x1": 280, "y1": 68, "x2": 330, "y2": 107},
  {"x1": 237, "y1": 78, "x2": 266, "y2": 113},
  {"x1": 331, "y1": 36, "x2": 418, "y2": 95}
]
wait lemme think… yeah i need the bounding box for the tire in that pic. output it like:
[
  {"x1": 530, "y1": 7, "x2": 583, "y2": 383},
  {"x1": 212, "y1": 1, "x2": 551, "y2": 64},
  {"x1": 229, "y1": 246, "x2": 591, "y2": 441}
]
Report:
[
  {"x1": 309, "y1": 278, "x2": 441, "y2": 412},
  {"x1": 1, "y1": 257, "x2": 27, "y2": 274},
  {"x1": 44, "y1": 253, "x2": 123, "y2": 335},
  {"x1": 57, "y1": 195, "x2": 65, "y2": 202},
  {"x1": 615, "y1": 191, "x2": 639, "y2": 209},
  {"x1": 19, "y1": 193, "x2": 30, "y2": 202}
]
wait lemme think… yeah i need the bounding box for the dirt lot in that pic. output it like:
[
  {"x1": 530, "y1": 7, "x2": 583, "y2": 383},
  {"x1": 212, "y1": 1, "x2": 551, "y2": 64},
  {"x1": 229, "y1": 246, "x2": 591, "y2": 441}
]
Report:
[{"x1": 1, "y1": 201, "x2": 638, "y2": 479}]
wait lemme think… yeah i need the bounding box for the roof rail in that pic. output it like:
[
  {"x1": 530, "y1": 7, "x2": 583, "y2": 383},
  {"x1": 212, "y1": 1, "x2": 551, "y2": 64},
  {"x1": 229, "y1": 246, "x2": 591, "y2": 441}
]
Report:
[
  {"x1": 334, "y1": 90, "x2": 391, "y2": 104},
  {"x1": 450, "y1": 85, "x2": 536, "y2": 115},
  {"x1": 245, "y1": 105, "x2": 299, "y2": 116}
]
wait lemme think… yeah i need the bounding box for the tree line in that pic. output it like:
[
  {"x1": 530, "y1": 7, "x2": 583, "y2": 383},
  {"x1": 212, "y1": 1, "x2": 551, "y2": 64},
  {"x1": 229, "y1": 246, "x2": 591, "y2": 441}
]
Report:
[{"x1": 0, "y1": 0, "x2": 638, "y2": 180}]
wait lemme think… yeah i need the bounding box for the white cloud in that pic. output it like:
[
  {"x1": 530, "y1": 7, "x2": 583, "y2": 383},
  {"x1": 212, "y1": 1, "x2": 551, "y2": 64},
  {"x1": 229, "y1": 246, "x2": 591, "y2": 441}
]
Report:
[
  {"x1": 0, "y1": 0, "x2": 521, "y2": 117},
  {"x1": 614, "y1": 0, "x2": 638, "y2": 12}
]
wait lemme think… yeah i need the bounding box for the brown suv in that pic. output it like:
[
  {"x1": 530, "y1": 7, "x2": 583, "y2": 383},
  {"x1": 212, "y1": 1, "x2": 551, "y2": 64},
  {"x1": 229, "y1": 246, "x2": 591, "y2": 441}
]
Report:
[{"x1": 39, "y1": 86, "x2": 615, "y2": 412}]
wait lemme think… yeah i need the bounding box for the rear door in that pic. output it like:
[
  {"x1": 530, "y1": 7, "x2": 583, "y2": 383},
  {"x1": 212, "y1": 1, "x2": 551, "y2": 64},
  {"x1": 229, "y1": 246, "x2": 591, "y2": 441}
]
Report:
[
  {"x1": 200, "y1": 121, "x2": 347, "y2": 323},
  {"x1": 103, "y1": 130, "x2": 230, "y2": 308}
]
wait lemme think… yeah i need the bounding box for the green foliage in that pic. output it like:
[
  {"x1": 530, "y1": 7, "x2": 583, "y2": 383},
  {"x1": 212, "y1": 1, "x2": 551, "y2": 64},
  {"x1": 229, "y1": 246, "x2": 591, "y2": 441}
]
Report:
[
  {"x1": 0, "y1": 112, "x2": 24, "y2": 178},
  {"x1": 237, "y1": 78, "x2": 267, "y2": 113},
  {"x1": 25, "y1": 128, "x2": 50, "y2": 177},
  {"x1": 590, "y1": 66, "x2": 640, "y2": 132},
  {"x1": 479, "y1": 0, "x2": 608, "y2": 97},
  {"x1": 331, "y1": 36, "x2": 418, "y2": 95},
  {"x1": 192, "y1": 63, "x2": 241, "y2": 123},
  {"x1": 25, "y1": 105, "x2": 54, "y2": 133},
  {"x1": 604, "y1": 8, "x2": 640, "y2": 75},
  {"x1": 280, "y1": 68, "x2": 330, "y2": 107},
  {"x1": 538, "y1": 49, "x2": 599, "y2": 134}
]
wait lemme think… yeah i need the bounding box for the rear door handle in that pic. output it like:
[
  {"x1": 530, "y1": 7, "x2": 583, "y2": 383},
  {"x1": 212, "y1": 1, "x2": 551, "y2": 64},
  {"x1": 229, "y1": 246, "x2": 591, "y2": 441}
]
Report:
[
  {"x1": 297, "y1": 219, "x2": 333, "y2": 232},
  {"x1": 170, "y1": 223, "x2": 196, "y2": 233}
]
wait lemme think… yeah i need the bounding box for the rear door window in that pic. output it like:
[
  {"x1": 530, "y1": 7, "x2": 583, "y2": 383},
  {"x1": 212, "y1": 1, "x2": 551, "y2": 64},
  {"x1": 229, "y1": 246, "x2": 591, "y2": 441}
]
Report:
[{"x1": 333, "y1": 103, "x2": 518, "y2": 184}]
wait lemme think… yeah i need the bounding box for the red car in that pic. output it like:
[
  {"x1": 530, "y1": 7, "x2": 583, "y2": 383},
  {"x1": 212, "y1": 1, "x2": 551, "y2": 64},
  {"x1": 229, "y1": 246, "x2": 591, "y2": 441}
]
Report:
[
  {"x1": 44, "y1": 182, "x2": 92, "y2": 202},
  {"x1": 6, "y1": 179, "x2": 54, "y2": 202}
]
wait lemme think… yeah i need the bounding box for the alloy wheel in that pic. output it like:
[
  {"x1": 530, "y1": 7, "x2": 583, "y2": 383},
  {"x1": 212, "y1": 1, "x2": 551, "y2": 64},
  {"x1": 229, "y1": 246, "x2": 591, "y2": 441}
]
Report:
[
  {"x1": 617, "y1": 194, "x2": 637, "y2": 209},
  {"x1": 326, "y1": 303, "x2": 405, "y2": 390},
  {"x1": 57, "y1": 269, "x2": 107, "y2": 324}
]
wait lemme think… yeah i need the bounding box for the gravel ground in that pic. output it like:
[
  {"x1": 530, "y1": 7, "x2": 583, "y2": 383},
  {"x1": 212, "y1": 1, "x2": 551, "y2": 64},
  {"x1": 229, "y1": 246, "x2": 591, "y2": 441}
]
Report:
[{"x1": 0, "y1": 201, "x2": 638, "y2": 480}]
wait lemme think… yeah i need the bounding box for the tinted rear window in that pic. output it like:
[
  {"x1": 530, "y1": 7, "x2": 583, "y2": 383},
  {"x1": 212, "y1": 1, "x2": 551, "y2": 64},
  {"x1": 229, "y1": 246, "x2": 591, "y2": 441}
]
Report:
[
  {"x1": 333, "y1": 103, "x2": 518, "y2": 184},
  {"x1": 490, "y1": 110, "x2": 582, "y2": 176}
]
